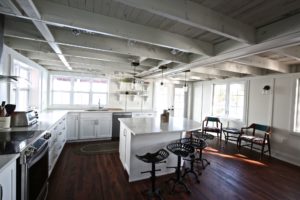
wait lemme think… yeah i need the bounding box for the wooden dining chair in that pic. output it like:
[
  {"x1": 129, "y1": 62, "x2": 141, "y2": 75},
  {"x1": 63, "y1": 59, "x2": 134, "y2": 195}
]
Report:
[
  {"x1": 237, "y1": 123, "x2": 271, "y2": 159},
  {"x1": 202, "y1": 117, "x2": 223, "y2": 140}
]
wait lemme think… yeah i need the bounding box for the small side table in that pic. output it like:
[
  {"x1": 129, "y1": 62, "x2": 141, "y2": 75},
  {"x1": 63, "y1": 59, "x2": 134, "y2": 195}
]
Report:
[{"x1": 223, "y1": 128, "x2": 241, "y2": 145}]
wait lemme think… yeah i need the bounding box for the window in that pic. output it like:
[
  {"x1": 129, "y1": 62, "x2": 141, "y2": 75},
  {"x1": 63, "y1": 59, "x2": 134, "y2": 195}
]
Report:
[
  {"x1": 228, "y1": 84, "x2": 245, "y2": 119},
  {"x1": 293, "y1": 79, "x2": 300, "y2": 132},
  {"x1": 212, "y1": 82, "x2": 245, "y2": 121},
  {"x1": 174, "y1": 87, "x2": 185, "y2": 117},
  {"x1": 212, "y1": 84, "x2": 226, "y2": 117},
  {"x1": 154, "y1": 82, "x2": 169, "y2": 114},
  {"x1": 50, "y1": 75, "x2": 109, "y2": 107},
  {"x1": 11, "y1": 60, "x2": 32, "y2": 111}
]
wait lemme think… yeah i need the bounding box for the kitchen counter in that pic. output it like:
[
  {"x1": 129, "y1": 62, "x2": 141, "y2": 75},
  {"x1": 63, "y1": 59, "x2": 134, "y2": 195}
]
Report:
[
  {"x1": 0, "y1": 110, "x2": 68, "y2": 132},
  {"x1": 0, "y1": 154, "x2": 19, "y2": 173},
  {"x1": 0, "y1": 110, "x2": 68, "y2": 172},
  {"x1": 59, "y1": 109, "x2": 155, "y2": 113},
  {"x1": 119, "y1": 117, "x2": 201, "y2": 182},
  {"x1": 119, "y1": 117, "x2": 201, "y2": 135}
]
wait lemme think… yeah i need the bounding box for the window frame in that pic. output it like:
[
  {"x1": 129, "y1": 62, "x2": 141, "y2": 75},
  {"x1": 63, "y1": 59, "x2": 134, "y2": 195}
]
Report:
[
  {"x1": 293, "y1": 78, "x2": 300, "y2": 133},
  {"x1": 49, "y1": 75, "x2": 109, "y2": 108},
  {"x1": 212, "y1": 81, "x2": 247, "y2": 122},
  {"x1": 10, "y1": 60, "x2": 32, "y2": 111}
]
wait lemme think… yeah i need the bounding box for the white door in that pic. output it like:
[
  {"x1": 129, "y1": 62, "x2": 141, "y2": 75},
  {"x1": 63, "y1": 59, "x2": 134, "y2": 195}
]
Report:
[{"x1": 173, "y1": 86, "x2": 186, "y2": 118}]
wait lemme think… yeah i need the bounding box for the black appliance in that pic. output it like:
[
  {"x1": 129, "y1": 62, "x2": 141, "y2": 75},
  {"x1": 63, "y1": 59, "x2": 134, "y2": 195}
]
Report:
[
  {"x1": 0, "y1": 130, "x2": 51, "y2": 200},
  {"x1": 112, "y1": 112, "x2": 132, "y2": 138}
]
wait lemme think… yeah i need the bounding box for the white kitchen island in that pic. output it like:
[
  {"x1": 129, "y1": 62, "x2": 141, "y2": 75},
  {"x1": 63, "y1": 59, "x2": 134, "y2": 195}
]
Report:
[{"x1": 119, "y1": 117, "x2": 201, "y2": 182}]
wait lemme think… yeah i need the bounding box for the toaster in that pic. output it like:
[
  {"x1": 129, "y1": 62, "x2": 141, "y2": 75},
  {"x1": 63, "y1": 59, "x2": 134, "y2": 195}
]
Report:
[{"x1": 11, "y1": 110, "x2": 38, "y2": 127}]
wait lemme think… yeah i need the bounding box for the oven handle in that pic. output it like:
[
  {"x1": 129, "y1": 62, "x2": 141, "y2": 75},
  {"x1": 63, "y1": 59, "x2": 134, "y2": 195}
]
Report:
[
  {"x1": 28, "y1": 141, "x2": 49, "y2": 168},
  {"x1": 0, "y1": 184, "x2": 2, "y2": 200}
]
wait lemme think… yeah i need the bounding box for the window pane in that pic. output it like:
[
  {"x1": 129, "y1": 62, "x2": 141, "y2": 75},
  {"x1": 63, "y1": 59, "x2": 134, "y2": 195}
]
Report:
[
  {"x1": 174, "y1": 87, "x2": 185, "y2": 117},
  {"x1": 74, "y1": 79, "x2": 90, "y2": 92},
  {"x1": 18, "y1": 90, "x2": 29, "y2": 111},
  {"x1": 74, "y1": 93, "x2": 89, "y2": 105},
  {"x1": 92, "y1": 80, "x2": 108, "y2": 92},
  {"x1": 154, "y1": 82, "x2": 169, "y2": 114},
  {"x1": 19, "y1": 68, "x2": 30, "y2": 89},
  {"x1": 213, "y1": 84, "x2": 226, "y2": 116},
  {"x1": 19, "y1": 68, "x2": 29, "y2": 79},
  {"x1": 294, "y1": 79, "x2": 300, "y2": 132},
  {"x1": 53, "y1": 92, "x2": 70, "y2": 104},
  {"x1": 228, "y1": 83, "x2": 245, "y2": 119},
  {"x1": 53, "y1": 77, "x2": 71, "y2": 91},
  {"x1": 92, "y1": 94, "x2": 107, "y2": 105}
]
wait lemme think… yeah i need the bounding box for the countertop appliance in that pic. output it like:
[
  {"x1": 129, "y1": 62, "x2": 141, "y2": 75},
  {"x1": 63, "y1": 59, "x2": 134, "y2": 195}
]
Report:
[
  {"x1": 0, "y1": 130, "x2": 51, "y2": 200},
  {"x1": 11, "y1": 110, "x2": 38, "y2": 127},
  {"x1": 112, "y1": 112, "x2": 132, "y2": 138}
]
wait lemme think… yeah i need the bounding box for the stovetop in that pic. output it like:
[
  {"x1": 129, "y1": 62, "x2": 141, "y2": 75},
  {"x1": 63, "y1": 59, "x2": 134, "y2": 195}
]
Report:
[{"x1": 0, "y1": 130, "x2": 45, "y2": 154}]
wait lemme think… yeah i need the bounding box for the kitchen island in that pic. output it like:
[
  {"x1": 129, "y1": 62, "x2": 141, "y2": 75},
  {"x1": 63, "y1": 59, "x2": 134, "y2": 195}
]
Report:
[{"x1": 119, "y1": 117, "x2": 201, "y2": 182}]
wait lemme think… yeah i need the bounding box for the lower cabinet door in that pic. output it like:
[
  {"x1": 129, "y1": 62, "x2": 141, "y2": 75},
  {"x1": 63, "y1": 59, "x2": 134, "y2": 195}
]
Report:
[
  {"x1": 0, "y1": 160, "x2": 16, "y2": 200},
  {"x1": 79, "y1": 118, "x2": 98, "y2": 139},
  {"x1": 98, "y1": 118, "x2": 112, "y2": 138}
]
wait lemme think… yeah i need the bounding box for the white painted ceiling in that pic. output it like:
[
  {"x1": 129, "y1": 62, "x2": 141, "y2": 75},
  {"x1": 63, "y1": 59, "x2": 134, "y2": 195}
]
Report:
[{"x1": 1, "y1": 0, "x2": 300, "y2": 81}]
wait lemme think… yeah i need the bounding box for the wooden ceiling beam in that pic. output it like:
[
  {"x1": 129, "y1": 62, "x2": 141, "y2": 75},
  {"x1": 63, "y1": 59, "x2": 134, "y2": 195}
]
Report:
[
  {"x1": 4, "y1": 21, "x2": 190, "y2": 63},
  {"x1": 274, "y1": 46, "x2": 300, "y2": 61},
  {"x1": 232, "y1": 55, "x2": 290, "y2": 73},
  {"x1": 32, "y1": 0, "x2": 213, "y2": 56},
  {"x1": 143, "y1": 13, "x2": 300, "y2": 78},
  {"x1": 191, "y1": 67, "x2": 242, "y2": 78},
  {"x1": 213, "y1": 62, "x2": 265, "y2": 75},
  {"x1": 116, "y1": 0, "x2": 255, "y2": 44},
  {"x1": 15, "y1": 0, "x2": 71, "y2": 70}
]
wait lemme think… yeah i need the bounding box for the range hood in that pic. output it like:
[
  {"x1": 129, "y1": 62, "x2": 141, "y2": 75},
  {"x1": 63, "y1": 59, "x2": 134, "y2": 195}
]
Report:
[{"x1": 0, "y1": 75, "x2": 19, "y2": 82}]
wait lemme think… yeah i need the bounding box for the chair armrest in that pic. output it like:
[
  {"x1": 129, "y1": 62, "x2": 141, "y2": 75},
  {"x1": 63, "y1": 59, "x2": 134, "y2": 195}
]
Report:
[{"x1": 240, "y1": 126, "x2": 253, "y2": 135}]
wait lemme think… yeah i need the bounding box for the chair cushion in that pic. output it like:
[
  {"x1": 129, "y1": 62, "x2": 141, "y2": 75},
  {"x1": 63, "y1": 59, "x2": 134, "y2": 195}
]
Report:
[
  {"x1": 204, "y1": 126, "x2": 221, "y2": 132},
  {"x1": 240, "y1": 135, "x2": 255, "y2": 141},
  {"x1": 253, "y1": 137, "x2": 267, "y2": 144},
  {"x1": 240, "y1": 135, "x2": 267, "y2": 144}
]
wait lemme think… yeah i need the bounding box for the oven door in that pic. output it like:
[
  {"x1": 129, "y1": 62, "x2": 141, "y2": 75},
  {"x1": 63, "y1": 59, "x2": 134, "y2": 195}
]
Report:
[{"x1": 21, "y1": 141, "x2": 49, "y2": 200}]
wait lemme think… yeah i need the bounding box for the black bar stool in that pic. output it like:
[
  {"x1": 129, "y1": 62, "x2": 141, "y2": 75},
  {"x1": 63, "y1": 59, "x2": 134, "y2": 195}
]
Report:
[
  {"x1": 181, "y1": 137, "x2": 209, "y2": 171},
  {"x1": 136, "y1": 149, "x2": 169, "y2": 199},
  {"x1": 166, "y1": 142, "x2": 194, "y2": 193}
]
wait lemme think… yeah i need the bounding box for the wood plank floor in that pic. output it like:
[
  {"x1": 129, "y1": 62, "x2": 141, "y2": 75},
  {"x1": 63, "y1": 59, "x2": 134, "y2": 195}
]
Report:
[{"x1": 47, "y1": 139, "x2": 300, "y2": 200}]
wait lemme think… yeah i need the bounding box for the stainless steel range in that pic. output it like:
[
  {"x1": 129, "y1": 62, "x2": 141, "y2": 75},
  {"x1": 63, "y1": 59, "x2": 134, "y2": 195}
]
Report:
[{"x1": 0, "y1": 130, "x2": 51, "y2": 200}]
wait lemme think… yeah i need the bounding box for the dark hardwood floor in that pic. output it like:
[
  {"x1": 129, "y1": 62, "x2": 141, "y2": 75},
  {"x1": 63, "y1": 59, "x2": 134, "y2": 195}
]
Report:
[{"x1": 47, "y1": 139, "x2": 300, "y2": 200}]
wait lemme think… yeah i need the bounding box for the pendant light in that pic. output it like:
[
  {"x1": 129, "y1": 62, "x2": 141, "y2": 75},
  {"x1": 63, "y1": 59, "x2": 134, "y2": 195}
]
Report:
[
  {"x1": 159, "y1": 65, "x2": 167, "y2": 86},
  {"x1": 131, "y1": 61, "x2": 139, "y2": 90},
  {"x1": 183, "y1": 70, "x2": 190, "y2": 92}
]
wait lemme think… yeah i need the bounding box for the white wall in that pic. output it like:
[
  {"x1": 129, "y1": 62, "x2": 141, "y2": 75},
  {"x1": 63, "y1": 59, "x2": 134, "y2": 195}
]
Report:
[
  {"x1": 0, "y1": 45, "x2": 48, "y2": 111},
  {"x1": 192, "y1": 73, "x2": 300, "y2": 166}
]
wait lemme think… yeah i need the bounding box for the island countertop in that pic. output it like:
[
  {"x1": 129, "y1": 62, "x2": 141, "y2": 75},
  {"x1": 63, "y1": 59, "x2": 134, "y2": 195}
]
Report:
[{"x1": 119, "y1": 117, "x2": 201, "y2": 135}]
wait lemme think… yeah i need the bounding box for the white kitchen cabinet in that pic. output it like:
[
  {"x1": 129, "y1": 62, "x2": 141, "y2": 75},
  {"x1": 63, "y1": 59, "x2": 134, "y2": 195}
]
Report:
[
  {"x1": 0, "y1": 159, "x2": 16, "y2": 200},
  {"x1": 66, "y1": 113, "x2": 79, "y2": 140},
  {"x1": 79, "y1": 113, "x2": 112, "y2": 140},
  {"x1": 48, "y1": 115, "x2": 67, "y2": 175},
  {"x1": 119, "y1": 123, "x2": 131, "y2": 172},
  {"x1": 79, "y1": 117, "x2": 98, "y2": 139}
]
